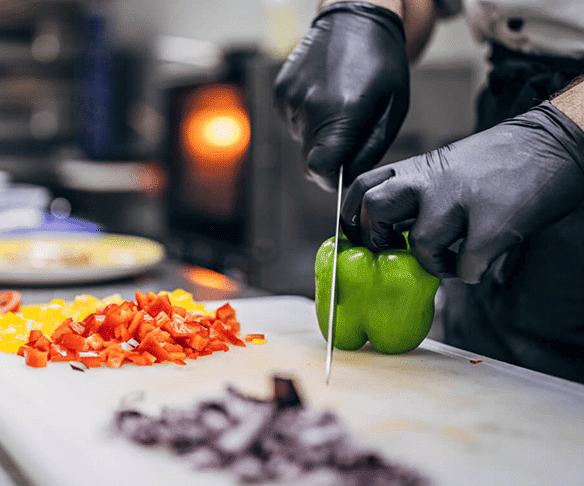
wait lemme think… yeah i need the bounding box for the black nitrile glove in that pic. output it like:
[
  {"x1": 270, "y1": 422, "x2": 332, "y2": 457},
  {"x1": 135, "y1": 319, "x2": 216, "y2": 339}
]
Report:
[
  {"x1": 273, "y1": 1, "x2": 409, "y2": 191},
  {"x1": 341, "y1": 101, "x2": 584, "y2": 284}
]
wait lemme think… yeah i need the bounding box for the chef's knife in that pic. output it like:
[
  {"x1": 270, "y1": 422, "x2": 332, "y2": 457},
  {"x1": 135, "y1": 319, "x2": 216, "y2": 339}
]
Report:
[{"x1": 325, "y1": 165, "x2": 343, "y2": 385}]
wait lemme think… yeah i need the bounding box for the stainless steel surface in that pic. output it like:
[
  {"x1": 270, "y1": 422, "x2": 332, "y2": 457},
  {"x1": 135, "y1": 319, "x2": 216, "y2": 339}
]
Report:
[
  {"x1": 9, "y1": 257, "x2": 269, "y2": 306},
  {"x1": 325, "y1": 166, "x2": 343, "y2": 385}
]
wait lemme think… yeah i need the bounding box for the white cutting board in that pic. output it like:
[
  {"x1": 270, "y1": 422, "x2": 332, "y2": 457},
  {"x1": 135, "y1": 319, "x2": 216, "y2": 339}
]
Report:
[{"x1": 0, "y1": 296, "x2": 583, "y2": 486}]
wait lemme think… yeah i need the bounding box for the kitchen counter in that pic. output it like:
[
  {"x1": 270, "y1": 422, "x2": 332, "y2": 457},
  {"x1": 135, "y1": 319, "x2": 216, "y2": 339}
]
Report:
[
  {"x1": 0, "y1": 294, "x2": 583, "y2": 486},
  {"x1": 7, "y1": 257, "x2": 271, "y2": 305}
]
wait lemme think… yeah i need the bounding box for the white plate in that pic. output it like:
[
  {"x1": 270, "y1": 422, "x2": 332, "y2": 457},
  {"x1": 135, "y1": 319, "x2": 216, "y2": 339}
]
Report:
[{"x1": 0, "y1": 232, "x2": 166, "y2": 284}]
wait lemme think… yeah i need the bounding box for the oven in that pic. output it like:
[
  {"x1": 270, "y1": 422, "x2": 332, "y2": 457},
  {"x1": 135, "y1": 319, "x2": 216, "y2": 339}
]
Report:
[{"x1": 163, "y1": 49, "x2": 339, "y2": 297}]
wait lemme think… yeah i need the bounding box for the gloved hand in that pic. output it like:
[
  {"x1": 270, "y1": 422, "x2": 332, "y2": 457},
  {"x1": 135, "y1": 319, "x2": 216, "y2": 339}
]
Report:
[
  {"x1": 340, "y1": 101, "x2": 584, "y2": 284},
  {"x1": 273, "y1": 1, "x2": 409, "y2": 191}
]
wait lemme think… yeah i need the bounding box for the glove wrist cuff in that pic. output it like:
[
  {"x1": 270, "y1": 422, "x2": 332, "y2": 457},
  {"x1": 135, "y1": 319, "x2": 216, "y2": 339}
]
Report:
[
  {"x1": 313, "y1": 1, "x2": 406, "y2": 41},
  {"x1": 536, "y1": 101, "x2": 584, "y2": 175}
]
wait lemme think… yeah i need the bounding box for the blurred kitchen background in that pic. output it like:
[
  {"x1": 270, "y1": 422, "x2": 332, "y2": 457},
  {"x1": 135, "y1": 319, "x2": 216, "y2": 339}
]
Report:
[{"x1": 0, "y1": 0, "x2": 488, "y2": 298}]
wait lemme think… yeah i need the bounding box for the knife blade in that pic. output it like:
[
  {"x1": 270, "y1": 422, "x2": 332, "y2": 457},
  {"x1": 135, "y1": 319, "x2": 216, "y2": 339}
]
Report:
[{"x1": 325, "y1": 165, "x2": 343, "y2": 385}]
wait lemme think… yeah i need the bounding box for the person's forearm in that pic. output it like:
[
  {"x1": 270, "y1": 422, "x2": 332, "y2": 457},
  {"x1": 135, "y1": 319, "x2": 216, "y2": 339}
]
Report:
[
  {"x1": 551, "y1": 76, "x2": 584, "y2": 132},
  {"x1": 318, "y1": 0, "x2": 403, "y2": 16},
  {"x1": 402, "y1": 0, "x2": 437, "y2": 61},
  {"x1": 317, "y1": 0, "x2": 438, "y2": 61}
]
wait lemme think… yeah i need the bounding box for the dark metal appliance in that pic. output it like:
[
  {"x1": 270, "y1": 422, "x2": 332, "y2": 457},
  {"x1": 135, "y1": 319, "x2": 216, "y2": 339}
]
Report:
[{"x1": 163, "y1": 49, "x2": 338, "y2": 296}]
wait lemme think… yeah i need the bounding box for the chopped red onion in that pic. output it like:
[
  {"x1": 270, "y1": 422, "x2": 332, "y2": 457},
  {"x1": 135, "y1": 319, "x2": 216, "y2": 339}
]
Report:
[{"x1": 113, "y1": 377, "x2": 431, "y2": 485}]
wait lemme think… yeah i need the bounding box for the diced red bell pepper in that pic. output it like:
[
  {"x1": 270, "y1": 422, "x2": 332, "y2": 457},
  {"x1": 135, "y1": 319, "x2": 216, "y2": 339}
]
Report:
[
  {"x1": 164, "y1": 316, "x2": 196, "y2": 339},
  {"x1": 58, "y1": 332, "x2": 86, "y2": 352},
  {"x1": 68, "y1": 320, "x2": 86, "y2": 336},
  {"x1": 172, "y1": 305, "x2": 187, "y2": 318},
  {"x1": 23, "y1": 346, "x2": 48, "y2": 368},
  {"x1": 155, "y1": 311, "x2": 171, "y2": 329},
  {"x1": 106, "y1": 348, "x2": 126, "y2": 368},
  {"x1": 17, "y1": 290, "x2": 242, "y2": 370},
  {"x1": 144, "y1": 292, "x2": 172, "y2": 318},
  {"x1": 244, "y1": 334, "x2": 265, "y2": 342},
  {"x1": 127, "y1": 310, "x2": 145, "y2": 338},
  {"x1": 215, "y1": 303, "x2": 236, "y2": 322},
  {"x1": 114, "y1": 323, "x2": 131, "y2": 342},
  {"x1": 189, "y1": 334, "x2": 209, "y2": 352},
  {"x1": 225, "y1": 319, "x2": 241, "y2": 334},
  {"x1": 51, "y1": 318, "x2": 74, "y2": 342},
  {"x1": 82, "y1": 313, "x2": 105, "y2": 336},
  {"x1": 137, "y1": 332, "x2": 171, "y2": 362},
  {"x1": 207, "y1": 340, "x2": 229, "y2": 352},
  {"x1": 98, "y1": 301, "x2": 134, "y2": 340},
  {"x1": 49, "y1": 343, "x2": 76, "y2": 362},
  {"x1": 0, "y1": 290, "x2": 21, "y2": 314},
  {"x1": 169, "y1": 351, "x2": 187, "y2": 364},
  {"x1": 85, "y1": 333, "x2": 106, "y2": 350},
  {"x1": 27, "y1": 329, "x2": 44, "y2": 345},
  {"x1": 33, "y1": 335, "x2": 51, "y2": 353},
  {"x1": 125, "y1": 351, "x2": 153, "y2": 366},
  {"x1": 141, "y1": 351, "x2": 157, "y2": 364},
  {"x1": 145, "y1": 326, "x2": 166, "y2": 342},
  {"x1": 135, "y1": 290, "x2": 149, "y2": 311},
  {"x1": 211, "y1": 320, "x2": 246, "y2": 347},
  {"x1": 137, "y1": 316, "x2": 156, "y2": 341},
  {"x1": 163, "y1": 343, "x2": 183, "y2": 353},
  {"x1": 78, "y1": 352, "x2": 104, "y2": 368}
]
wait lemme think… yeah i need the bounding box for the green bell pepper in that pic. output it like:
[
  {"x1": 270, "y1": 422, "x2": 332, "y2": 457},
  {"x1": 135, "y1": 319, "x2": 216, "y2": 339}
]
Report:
[{"x1": 315, "y1": 233, "x2": 440, "y2": 354}]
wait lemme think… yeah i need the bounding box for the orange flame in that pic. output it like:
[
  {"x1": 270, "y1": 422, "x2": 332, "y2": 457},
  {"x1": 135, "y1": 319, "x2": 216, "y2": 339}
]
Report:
[{"x1": 181, "y1": 85, "x2": 251, "y2": 172}]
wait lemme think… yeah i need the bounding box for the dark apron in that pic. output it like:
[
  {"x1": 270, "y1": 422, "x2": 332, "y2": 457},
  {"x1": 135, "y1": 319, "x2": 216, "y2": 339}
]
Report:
[{"x1": 441, "y1": 43, "x2": 584, "y2": 383}]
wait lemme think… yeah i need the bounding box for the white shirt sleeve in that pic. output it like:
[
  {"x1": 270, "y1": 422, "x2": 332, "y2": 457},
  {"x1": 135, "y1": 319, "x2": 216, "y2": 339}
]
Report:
[{"x1": 463, "y1": 0, "x2": 584, "y2": 58}]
